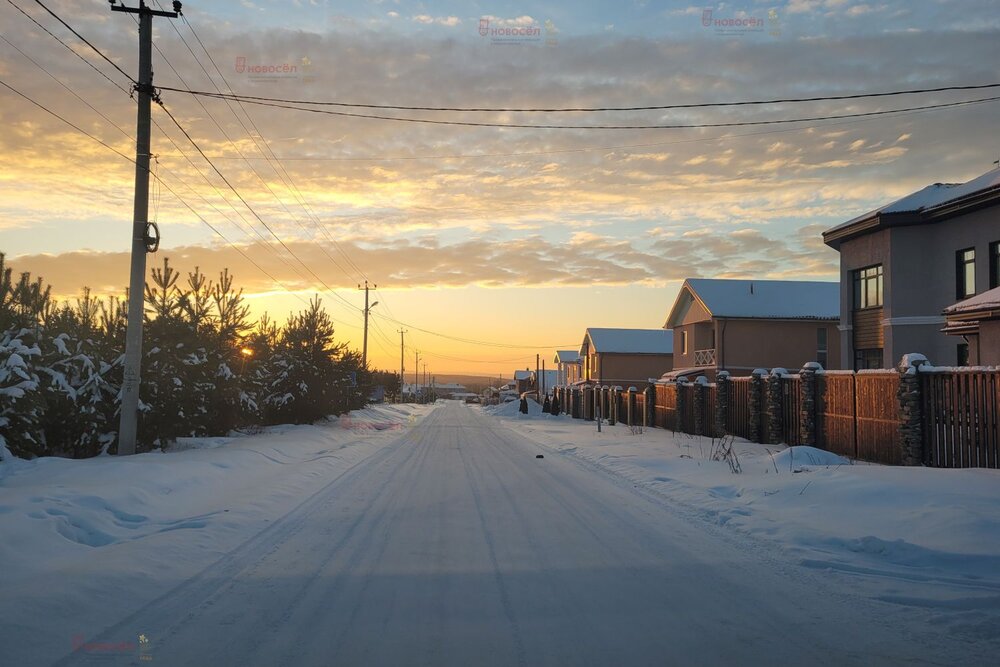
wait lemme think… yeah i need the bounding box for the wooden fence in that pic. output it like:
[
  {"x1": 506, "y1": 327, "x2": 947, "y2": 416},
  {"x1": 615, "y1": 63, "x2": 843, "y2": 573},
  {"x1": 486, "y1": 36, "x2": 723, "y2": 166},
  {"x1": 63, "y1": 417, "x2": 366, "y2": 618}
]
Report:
[
  {"x1": 922, "y1": 370, "x2": 1000, "y2": 468},
  {"x1": 551, "y1": 364, "x2": 1000, "y2": 469}
]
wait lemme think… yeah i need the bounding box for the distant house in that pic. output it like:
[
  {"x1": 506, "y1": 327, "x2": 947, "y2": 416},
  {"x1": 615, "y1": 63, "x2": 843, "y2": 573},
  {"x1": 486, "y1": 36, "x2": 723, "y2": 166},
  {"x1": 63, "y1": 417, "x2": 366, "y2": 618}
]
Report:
[
  {"x1": 943, "y1": 286, "x2": 1000, "y2": 366},
  {"x1": 663, "y1": 278, "x2": 840, "y2": 378},
  {"x1": 579, "y1": 328, "x2": 673, "y2": 389},
  {"x1": 553, "y1": 350, "x2": 582, "y2": 386},
  {"x1": 513, "y1": 369, "x2": 533, "y2": 394},
  {"x1": 823, "y1": 167, "x2": 1000, "y2": 369}
]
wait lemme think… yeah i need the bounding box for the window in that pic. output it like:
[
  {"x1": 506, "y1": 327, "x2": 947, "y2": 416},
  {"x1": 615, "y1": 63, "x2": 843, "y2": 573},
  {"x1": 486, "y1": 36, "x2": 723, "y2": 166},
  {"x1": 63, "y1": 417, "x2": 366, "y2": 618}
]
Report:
[
  {"x1": 957, "y1": 343, "x2": 970, "y2": 367},
  {"x1": 956, "y1": 248, "x2": 976, "y2": 299},
  {"x1": 816, "y1": 327, "x2": 828, "y2": 368},
  {"x1": 681, "y1": 330, "x2": 688, "y2": 355},
  {"x1": 990, "y1": 241, "x2": 1000, "y2": 290},
  {"x1": 854, "y1": 348, "x2": 883, "y2": 370},
  {"x1": 853, "y1": 264, "x2": 883, "y2": 309}
]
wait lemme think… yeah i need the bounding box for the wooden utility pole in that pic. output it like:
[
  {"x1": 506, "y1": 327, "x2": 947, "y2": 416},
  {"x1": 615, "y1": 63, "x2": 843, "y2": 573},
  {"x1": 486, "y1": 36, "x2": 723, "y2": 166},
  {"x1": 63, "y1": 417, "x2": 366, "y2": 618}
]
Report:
[
  {"x1": 397, "y1": 329, "x2": 407, "y2": 402},
  {"x1": 358, "y1": 280, "x2": 377, "y2": 368},
  {"x1": 113, "y1": 0, "x2": 181, "y2": 456},
  {"x1": 414, "y1": 350, "x2": 420, "y2": 397}
]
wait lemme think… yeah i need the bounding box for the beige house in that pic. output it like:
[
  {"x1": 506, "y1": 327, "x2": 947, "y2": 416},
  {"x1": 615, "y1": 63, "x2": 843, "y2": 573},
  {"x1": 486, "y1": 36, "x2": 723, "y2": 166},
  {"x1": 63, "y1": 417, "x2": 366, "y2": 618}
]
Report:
[
  {"x1": 823, "y1": 167, "x2": 1000, "y2": 369},
  {"x1": 579, "y1": 328, "x2": 673, "y2": 388},
  {"x1": 943, "y1": 286, "x2": 1000, "y2": 366},
  {"x1": 663, "y1": 278, "x2": 841, "y2": 378},
  {"x1": 553, "y1": 350, "x2": 582, "y2": 386}
]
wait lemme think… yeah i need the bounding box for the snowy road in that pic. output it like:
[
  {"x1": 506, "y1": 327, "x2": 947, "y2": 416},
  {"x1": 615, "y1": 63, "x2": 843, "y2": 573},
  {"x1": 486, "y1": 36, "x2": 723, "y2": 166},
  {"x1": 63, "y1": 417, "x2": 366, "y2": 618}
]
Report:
[{"x1": 56, "y1": 402, "x2": 986, "y2": 666}]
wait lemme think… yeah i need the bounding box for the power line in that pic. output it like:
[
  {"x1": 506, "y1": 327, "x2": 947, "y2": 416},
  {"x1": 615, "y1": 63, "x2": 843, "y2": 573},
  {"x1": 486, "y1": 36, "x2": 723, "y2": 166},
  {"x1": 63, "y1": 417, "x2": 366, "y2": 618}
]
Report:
[
  {"x1": 370, "y1": 310, "x2": 574, "y2": 349},
  {"x1": 29, "y1": 0, "x2": 135, "y2": 84},
  {"x1": 173, "y1": 9, "x2": 371, "y2": 292},
  {"x1": 5, "y1": 0, "x2": 367, "y2": 329},
  {"x1": 156, "y1": 82, "x2": 1000, "y2": 113},
  {"x1": 0, "y1": 74, "x2": 310, "y2": 308},
  {"x1": 155, "y1": 101, "x2": 361, "y2": 328},
  {"x1": 158, "y1": 89, "x2": 1000, "y2": 130},
  {"x1": 5, "y1": 0, "x2": 131, "y2": 95}
]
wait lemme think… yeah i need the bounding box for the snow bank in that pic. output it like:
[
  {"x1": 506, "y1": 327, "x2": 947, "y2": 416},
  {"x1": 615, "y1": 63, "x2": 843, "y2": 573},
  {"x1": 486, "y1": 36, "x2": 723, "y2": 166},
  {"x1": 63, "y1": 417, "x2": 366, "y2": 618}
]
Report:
[
  {"x1": 0, "y1": 402, "x2": 437, "y2": 664},
  {"x1": 482, "y1": 398, "x2": 544, "y2": 418},
  {"x1": 489, "y1": 409, "x2": 1000, "y2": 630}
]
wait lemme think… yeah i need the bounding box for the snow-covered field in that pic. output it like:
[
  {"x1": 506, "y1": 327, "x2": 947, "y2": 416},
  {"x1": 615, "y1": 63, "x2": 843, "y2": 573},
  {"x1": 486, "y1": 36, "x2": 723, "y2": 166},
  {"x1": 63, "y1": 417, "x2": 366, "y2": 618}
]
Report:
[
  {"x1": 0, "y1": 403, "x2": 433, "y2": 665},
  {"x1": 482, "y1": 402, "x2": 1000, "y2": 640}
]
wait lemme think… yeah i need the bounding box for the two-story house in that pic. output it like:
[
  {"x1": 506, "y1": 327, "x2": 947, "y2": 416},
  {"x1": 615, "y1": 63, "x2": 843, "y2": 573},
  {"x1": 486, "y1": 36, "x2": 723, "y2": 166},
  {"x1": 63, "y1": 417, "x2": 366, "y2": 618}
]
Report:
[
  {"x1": 823, "y1": 167, "x2": 1000, "y2": 369},
  {"x1": 663, "y1": 278, "x2": 840, "y2": 378},
  {"x1": 579, "y1": 328, "x2": 673, "y2": 388},
  {"x1": 552, "y1": 350, "x2": 582, "y2": 386}
]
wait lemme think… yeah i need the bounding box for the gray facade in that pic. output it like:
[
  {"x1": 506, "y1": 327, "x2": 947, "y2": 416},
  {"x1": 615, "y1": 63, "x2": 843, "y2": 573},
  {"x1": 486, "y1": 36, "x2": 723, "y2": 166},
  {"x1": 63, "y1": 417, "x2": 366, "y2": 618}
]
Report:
[{"x1": 825, "y1": 171, "x2": 1000, "y2": 370}]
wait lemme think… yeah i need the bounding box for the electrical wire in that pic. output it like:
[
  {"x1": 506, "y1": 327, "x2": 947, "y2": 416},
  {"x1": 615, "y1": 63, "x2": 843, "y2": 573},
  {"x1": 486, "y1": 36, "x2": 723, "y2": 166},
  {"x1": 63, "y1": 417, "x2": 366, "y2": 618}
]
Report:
[
  {"x1": 0, "y1": 74, "x2": 311, "y2": 307},
  {"x1": 156, "y1": 82, "x2": 1000, "y2": 113},
  {"x1": 173, "y1": 8, "x2": 371, "y2": 291},
  {"x1": 5, "y1": 0, "x2": 131, "y2": 95},
  {"x1": 156, "y1": 101, "x2": 358, "y2": 327},
  {"x1": 156, "y1": 89, "x2": 1000, "y2": 130},
  {"x1": 29, "y1": 0, "x2": 135, "y2": 84}
]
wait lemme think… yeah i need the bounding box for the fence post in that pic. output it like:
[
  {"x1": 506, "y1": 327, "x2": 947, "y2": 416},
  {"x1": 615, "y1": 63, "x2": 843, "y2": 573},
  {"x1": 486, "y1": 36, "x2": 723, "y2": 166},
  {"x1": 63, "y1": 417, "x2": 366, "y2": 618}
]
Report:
[
  {"x1": 627, "y1": 386, "x2": 638, "y2": 426},
  {"x1": 644, "y1": 385, "x2": 655, "y2": 428},
  {"x1": 749, "y1": 369, "x2": 767, "y2": 443},
  {"x1": 766, "y1": 368, "x2": 786, "y2": 445},
  {"x1": 693, "y1": 377, "x2": 707, "y2": 436},
  {"x1": 608, "y1": 387, "x2": 618, "y2": 426},
  {"x1": 897, "y1": 354, "x2": 929, "y2": 466},
  {"x1": 674, "y1": 381, "x2": 686, "y2": 433},
  {"x1": 716, "y1": 371, "x2": 730, "y2": 436},
  {"x1": 799, "y1": 362, "x2": 821, "y2": 446}
]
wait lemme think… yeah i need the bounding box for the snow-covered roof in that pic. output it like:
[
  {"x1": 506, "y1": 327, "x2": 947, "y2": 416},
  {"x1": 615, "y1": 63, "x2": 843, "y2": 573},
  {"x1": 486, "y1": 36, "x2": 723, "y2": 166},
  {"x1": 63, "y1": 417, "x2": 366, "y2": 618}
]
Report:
[
  {"x1": 678, "y1": 278, "x2": 839, "y2": 321},
  {"x1": 513, "y1": 370, "x2": 532, "y2": 380},
  {"x1": 584, "y1": 328, "x2": 674, "y2": 355},
  {"x1": 554, "y1": 350, "x2": 581, "y2": 363},
  {"x1": 944, "y1": 286, "x2": 1000, "y2": 316},
  {"x1": 825, "y1": 167, "x2": 1000, "y2": 237}
]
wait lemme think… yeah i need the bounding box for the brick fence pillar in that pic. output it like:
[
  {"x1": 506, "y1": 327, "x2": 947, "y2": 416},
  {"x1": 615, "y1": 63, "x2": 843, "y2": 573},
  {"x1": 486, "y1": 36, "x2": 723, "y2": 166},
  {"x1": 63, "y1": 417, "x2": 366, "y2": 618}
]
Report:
[
  {"x1": 766, "y1": 369, "x2": 786, "y2": 445},
  {"x1": 715, "y1": 371, "x2": 730, "y2": 436},
  {"x1": 693, "y1": 377, "x2": 707, "y2": 436},
  {"x1": 799, "y1": 362, "x2": 821, "y2": 446},
  {"x1": 644, "y1": 385, "x2": 655, "y2": 428},
  {"x1": 897, "y1": 354, "x2": 929, "y2": 466},
  {"x1": 748, "y1": 369, "x2": 767, "y2": 443},
  {"x1": 674, "y1": 381, "x2": 686, "y2": 433}
]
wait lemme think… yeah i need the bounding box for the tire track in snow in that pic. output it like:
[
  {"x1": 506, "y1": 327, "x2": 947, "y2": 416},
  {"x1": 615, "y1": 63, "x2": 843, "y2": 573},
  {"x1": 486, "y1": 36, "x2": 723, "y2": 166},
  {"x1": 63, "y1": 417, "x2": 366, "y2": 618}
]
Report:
[
  {"x1": 455, "y1": 429, "x2": 529, "y2": 667},
  {"x1": 49, "y1": 418, "x2": 432, "y2": 667}
]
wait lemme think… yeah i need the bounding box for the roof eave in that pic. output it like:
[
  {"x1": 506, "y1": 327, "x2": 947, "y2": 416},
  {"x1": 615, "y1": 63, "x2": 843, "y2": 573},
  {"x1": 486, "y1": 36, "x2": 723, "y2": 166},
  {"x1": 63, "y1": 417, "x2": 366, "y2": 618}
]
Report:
[{"x1": 824, "y1": 186, "x2": 1000, "y2": 250}]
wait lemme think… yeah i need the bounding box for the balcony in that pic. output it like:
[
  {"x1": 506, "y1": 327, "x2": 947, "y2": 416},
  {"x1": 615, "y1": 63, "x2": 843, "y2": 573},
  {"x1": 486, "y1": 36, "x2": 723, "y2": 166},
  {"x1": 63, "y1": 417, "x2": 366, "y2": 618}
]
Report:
[{"x1": 693, "y1": 348, "x2": 716, "y2": 367}]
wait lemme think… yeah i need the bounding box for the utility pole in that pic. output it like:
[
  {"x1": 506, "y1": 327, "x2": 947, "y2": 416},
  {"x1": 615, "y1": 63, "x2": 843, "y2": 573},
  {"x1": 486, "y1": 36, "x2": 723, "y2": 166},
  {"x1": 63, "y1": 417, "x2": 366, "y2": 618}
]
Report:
[
  {"x1": 358, "y1": 280, "x2": 377, "y2": 368},
  {"x1": 414, "y1": 350, "x2": 420, "y2": 398},
  {"x1": 397, "y1": 328, "x2": 407, "y2": 402},
  {"x1": 536, "y1": 353, "x2": 540, "y2": 397},
  {"x1": 112, "y1": 0, "x2": 181, "y2": 456}
]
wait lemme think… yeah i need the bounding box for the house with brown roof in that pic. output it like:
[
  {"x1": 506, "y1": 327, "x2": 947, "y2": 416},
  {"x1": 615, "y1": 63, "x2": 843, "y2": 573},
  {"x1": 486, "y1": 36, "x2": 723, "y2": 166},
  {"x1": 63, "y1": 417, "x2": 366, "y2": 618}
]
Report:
[
  {"x1": 663, "y1": 278, "x2": 841, "y2": 379},
  {"x1": 943, "y1": 286, "x2": 1000, "y2": 366},
  {"x1": 823, "y1": 167, "x2": 1000, "y2": 369},
  {"x1": 579, "y1": 328, "x2": 673, "y2": 389}
]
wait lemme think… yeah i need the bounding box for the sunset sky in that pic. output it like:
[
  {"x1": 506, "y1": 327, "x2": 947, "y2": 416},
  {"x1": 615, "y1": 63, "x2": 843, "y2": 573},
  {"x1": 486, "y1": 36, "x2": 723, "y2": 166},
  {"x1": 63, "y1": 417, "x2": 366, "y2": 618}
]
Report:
[{"x1": 1, "y1": 0, "x2": 997, "y2": 376}]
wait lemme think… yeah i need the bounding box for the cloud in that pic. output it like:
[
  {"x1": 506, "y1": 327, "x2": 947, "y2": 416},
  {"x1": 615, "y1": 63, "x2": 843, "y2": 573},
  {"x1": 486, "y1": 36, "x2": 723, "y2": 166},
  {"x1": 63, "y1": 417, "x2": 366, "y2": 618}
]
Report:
[
  {"x1": 0, "y1": 3, "x2": 996, "y2": 301},
  {"x1": 9, "y1": 222, "x2": 840, "y2": 302}
]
